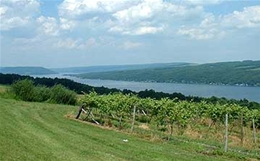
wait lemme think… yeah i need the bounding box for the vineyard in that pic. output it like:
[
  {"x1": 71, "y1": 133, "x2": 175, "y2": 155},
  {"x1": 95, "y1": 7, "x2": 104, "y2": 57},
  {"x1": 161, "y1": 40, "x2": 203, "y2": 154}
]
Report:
[{"x1": 78, "y1": 92, "x2": 260, "y2": 153}]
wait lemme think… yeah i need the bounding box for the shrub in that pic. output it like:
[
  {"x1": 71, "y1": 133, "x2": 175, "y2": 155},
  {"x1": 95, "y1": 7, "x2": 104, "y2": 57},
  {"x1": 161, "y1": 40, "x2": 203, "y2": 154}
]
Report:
[
  {"x1": 11, "y1": 79, "x2": 35, "y2": 101},
  {"x1": 34, "y1": 85, "x2": 51, "y2": 102},
  {"x1": 49, "y1": 84, "x2": 77, "y2": 105},
  {"x1": 10, "y1": 80, "x2": 77, "y2": 105}
]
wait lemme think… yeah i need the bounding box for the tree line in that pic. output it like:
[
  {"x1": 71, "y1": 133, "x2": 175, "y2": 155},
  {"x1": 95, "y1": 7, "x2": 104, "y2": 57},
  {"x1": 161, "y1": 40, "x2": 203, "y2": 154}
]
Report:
[{"x1": 0, "y1": 73, "x2": 259, "y2": 110}]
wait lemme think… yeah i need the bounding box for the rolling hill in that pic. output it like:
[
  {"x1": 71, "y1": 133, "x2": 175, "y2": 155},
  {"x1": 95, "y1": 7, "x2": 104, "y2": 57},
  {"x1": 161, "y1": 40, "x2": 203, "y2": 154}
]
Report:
[
  {"x1": 52, "y1": 62, "x2": 192, "y2": 74},
  {"x1": 0, "y1": 67, "x2": 57, "y2": 75},
  {"x1": 75, "y1": 60, "x2": 260, "y2": 86}
]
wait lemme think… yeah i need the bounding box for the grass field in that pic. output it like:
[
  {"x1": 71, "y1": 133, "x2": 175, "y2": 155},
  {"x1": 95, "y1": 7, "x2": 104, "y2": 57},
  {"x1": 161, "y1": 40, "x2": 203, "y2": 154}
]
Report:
[
  {"x1": 1, "y1": 97, "x2": 259, "y2": 161},
  {"x1": 0, "y1": 84, "x2": 259, "y2": 161},
  {"x1": 0, "y1": 98, "x2": 258, "y2": 161},
  {"x1": 0, "y1": 85, "x2": 9, "y2": 93}
]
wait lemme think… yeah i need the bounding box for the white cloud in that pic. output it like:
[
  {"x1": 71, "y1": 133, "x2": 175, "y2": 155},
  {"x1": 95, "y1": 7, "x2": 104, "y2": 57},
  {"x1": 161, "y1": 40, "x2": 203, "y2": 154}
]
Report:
[
  {"x1": 86, "y1": 38, "x2": 98, "y2": 47},
  {"x1": 109, "y1": 26, "x2": 124, "y2": 33},
  {"x1": 13, "y1": 36, "x2": 40, "y2": 45},
  {"x1": 60, "y1": 18, "x2": 76, "y2": 30},
  {"x1": 200, "y1": 14, "x2": 216, "y2": 28},
  {"x1": 56, "y1": 38, "x2": 78, "y2": 49},
  {"x1": 2, "y1": 0, "x2": 259, "y2": 49},
  {"x1": 221, "y1": 6, "x2": 260, "y2": 28},
  {"x1": 37, "y1": 16, "x2": 59, "y2": 36},
  {"x1": 0, "y1": 6, "x2": 8, "y2": 16},
  {"x1": 177, "y1": 6, "x2": 260, "y2": 40},
  {"x1": 110, "y1": 0, "x2": 177, "y2": 35},
  {"x1": 55, "y1": 38, "x2": 98, "y2": 49},
  {"x1": 112, "y1": 0, "x2": 160, "y2": 23},
  {"x1": 0, "y1": 0, "x2": 75, "y2": 34},
  {"x1": 1, "y1": 0, "x2": 40, "y2": 15},
  {"x1": 0, "y1": 16, "x2": 30, "y2": 30},
  {"x1": 109, "y1": 25, "x2": 164, "y2": 35},
  {"x1": 36, "y1": 16, "x2": 77, "y2": 36},
  {"x1": 183, "y1": 0, "x2": 223, "y2": 6},
  {"x1": 177, "y1": 14, "x2": 223, "y2": 40},
  {"x1": 58, "y1": 0, "x2": 138, "y2": 19},
  {"x1": 121, "y1": 41, "x2": 143, "y2": 50},
  {"x1": 0, "y1": 0, "x2": 40, "y2": 30},
  {"x1": 57, "y1": 0, "x2": 206, "y2": 36},
  {"x1": 132, "y1": 26, "x2": 164, "y2": 35},
  {"x1": 78, "y1": 38, "x2": 98, "y2": 49},
  {"x1": 177, "y1": 27, "x2": 224, "y2": 40}
]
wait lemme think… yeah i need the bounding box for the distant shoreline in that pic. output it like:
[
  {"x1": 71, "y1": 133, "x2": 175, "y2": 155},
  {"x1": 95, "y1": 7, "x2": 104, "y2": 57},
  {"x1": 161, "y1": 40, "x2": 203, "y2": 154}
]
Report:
[{"x1": 74, "y1": 60, "x2": 260, "y2": 87}]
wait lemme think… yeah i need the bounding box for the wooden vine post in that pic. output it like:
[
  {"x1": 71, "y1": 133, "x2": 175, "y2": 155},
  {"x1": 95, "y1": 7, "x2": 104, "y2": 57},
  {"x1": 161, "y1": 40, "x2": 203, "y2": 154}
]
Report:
[
  {"x1": 75, "y1": 104, "x2": 99, "y2": 125},
  {"x1": 224, "y1": 113, "x2": 228, "y2": 152},
  {"x1": 240, "y1": 112, "x2": 244, "y2": 146},
  {"x1": 75, "y1": 105, "x2": 84, "y2": 119},
  {"x1": 252, "y1": 119, "x2": 257, "y2": 146},
  {"x1": 131, "y1": 105, "x2": 136, "y2": 133}
]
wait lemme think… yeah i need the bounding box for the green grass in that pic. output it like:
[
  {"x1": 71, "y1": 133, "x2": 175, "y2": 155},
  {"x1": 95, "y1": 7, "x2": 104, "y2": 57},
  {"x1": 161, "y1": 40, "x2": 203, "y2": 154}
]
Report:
[
  {"x1": 0, "y1": 97, "x2": 257, "y2": 161},
  {"x1": 0, "y1": 85, "x2": 9, "y2": 93}
]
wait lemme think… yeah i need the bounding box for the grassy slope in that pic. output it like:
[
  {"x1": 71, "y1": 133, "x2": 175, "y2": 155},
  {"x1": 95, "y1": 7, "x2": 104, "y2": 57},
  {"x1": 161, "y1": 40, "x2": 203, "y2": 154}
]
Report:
[
  {"x1": 0, "y1": 98, "x2": 244, "y2": 161},
  {"x1": 0, "y1": 85, "x2": 8, "y2": 93}
]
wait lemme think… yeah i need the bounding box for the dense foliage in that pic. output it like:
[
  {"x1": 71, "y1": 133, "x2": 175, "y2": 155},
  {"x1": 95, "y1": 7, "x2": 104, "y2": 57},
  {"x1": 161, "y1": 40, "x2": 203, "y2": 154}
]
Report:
[
  {"x1": 11, "y1": 79, "x2": 77, "y2": 105},
  {"x1": 11, "y1": 79, "x2": 36, "y2": 102},
  {"x1": 0, "y1": 73, "x2": 120, "y2": 95},
  {"x1": 80, "y1": 92, "x2": 260, "y2": 133},
  {"x1": 77, "y1": 60, "x2": 260, "y2": 86},
  {"x1": 49, "y1": 84, "x2": 77, "y2": 105}
]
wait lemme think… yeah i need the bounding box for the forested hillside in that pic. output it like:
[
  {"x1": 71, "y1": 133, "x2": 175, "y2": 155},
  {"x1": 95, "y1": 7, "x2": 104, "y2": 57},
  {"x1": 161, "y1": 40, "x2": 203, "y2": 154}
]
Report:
[
  {"x1": 0, "y1": 67, "x2": 56, "y2": 75},
  {"x1": 76, "y1": 60, "x2": 260, "y2": 86},
  {"x1": 52, "y1": 62, "x2": 191, "y2": 74}
]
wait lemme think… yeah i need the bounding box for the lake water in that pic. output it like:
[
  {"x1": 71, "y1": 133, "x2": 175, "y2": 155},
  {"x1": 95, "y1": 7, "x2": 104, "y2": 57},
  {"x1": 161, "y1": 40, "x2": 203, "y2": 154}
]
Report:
[{"x1": 35, "y1": 74, "x2": 260, "y2": 102}]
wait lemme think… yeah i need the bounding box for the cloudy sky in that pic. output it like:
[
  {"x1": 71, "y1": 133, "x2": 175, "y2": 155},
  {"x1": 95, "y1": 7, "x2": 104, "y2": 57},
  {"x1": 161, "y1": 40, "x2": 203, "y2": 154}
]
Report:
[{"x1": 0, "y1": 0, "x2": 260, "y2": 68}]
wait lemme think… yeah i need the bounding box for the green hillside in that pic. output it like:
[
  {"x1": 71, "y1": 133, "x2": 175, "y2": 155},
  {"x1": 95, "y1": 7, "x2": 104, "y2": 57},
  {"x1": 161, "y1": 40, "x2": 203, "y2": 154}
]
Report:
[
  {"x1": 76, "y1": 60, "x2": 260, "y2": 86},
  {"x1": 52, "y1": 62, "x2": 191, "y2": 74},
  {"x1": 0, "y1": 67, "x2": 57, "y2": 75},
  {"x1": 1, "y1": 97, "x2": 256, "y2": 161}
]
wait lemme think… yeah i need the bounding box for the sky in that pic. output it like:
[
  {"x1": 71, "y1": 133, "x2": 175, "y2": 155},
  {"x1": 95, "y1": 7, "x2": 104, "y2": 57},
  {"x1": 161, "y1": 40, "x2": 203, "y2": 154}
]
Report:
[{"x1": 0, "y1": 0, "x2": 260, "y2": 68}]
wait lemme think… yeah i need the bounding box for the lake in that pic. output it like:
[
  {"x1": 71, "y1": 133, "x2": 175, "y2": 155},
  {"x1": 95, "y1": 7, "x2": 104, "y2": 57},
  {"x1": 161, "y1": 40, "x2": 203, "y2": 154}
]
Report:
[{"x1": 35, "y1": 74, "x2": 260, "y2": 102}]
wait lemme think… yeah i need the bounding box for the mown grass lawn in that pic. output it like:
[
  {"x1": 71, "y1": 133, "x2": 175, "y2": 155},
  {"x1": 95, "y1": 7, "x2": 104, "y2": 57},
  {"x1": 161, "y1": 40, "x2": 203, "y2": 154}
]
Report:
[{"x1": 0, "y1": 97, "x2": 255, "y2": 161}]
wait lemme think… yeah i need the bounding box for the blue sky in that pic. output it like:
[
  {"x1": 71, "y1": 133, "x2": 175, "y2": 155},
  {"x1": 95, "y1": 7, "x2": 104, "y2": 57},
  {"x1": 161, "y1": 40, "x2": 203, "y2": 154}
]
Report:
[{"x1": 1, "y1": 0, "x2": 260, "y2": 68}]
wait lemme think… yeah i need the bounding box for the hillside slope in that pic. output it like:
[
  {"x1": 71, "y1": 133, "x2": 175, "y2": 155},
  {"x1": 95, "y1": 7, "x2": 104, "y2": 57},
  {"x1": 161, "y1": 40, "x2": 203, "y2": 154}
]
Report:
[
  {"x1": 76, "y1": 60, "x2": 260, "y2": 86},
  {"x1": 0, "y1": 67, "x2": 57, "y2": 75},
  {"x1": 0, "y1": 98, "x2": 246, "y2": 161},
  {"x1": 52, "y1": 62, "x2": 192, "y2": 74}
]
